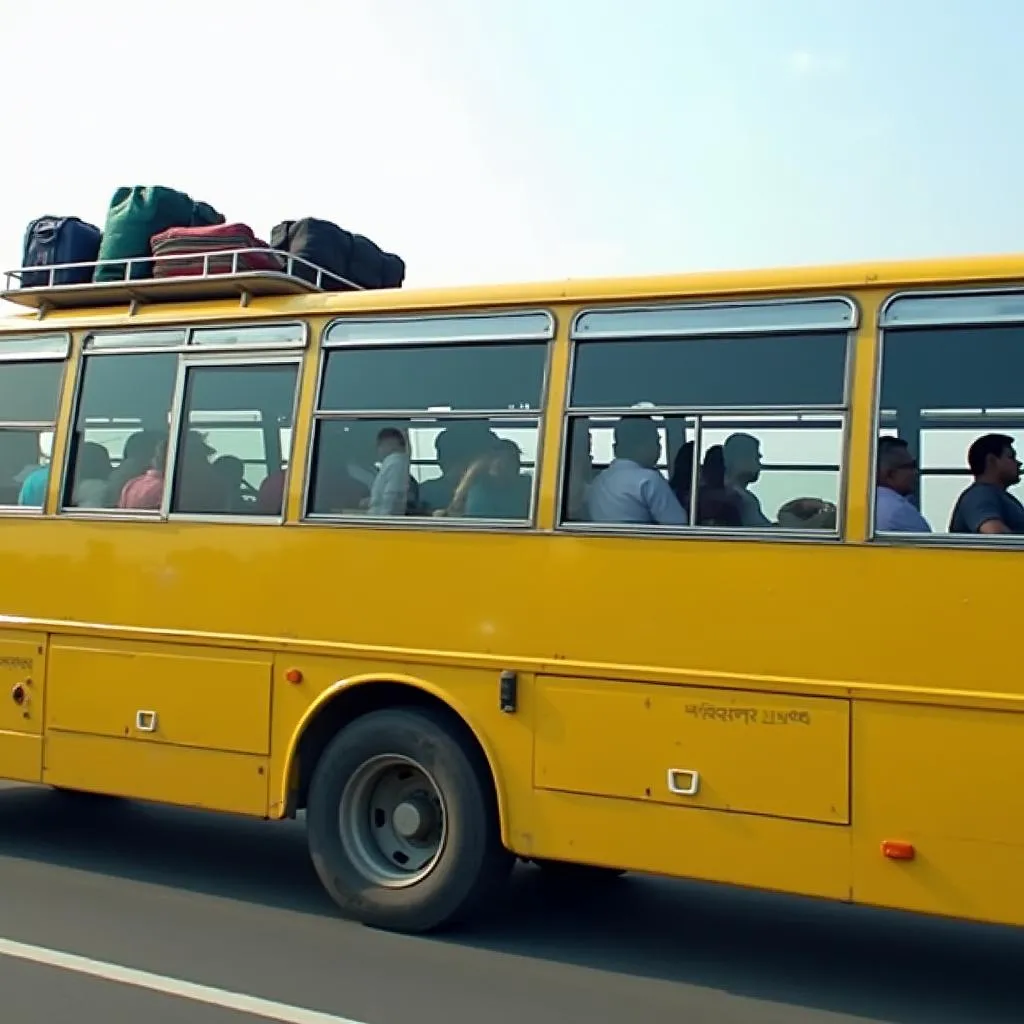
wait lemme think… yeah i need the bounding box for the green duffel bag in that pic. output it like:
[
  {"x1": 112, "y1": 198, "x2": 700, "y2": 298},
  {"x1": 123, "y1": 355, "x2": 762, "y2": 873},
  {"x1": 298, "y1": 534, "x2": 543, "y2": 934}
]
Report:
[{"x1": 94, "y1": 186, "x2": 224, "y2": 282}]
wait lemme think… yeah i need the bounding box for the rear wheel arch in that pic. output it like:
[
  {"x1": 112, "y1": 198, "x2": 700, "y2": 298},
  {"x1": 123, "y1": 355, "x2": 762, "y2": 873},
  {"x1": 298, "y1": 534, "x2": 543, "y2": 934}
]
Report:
[{"x1": 283, "y1": 676, "x2": 507, "y2": 837}]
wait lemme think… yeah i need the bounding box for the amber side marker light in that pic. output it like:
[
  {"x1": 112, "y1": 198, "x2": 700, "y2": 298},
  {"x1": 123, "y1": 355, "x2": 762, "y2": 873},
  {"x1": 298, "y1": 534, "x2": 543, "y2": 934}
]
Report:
[
  {"x1": 284, "y1": 668, "x2": 303, "y2": 684},
  {"x1": 881, "y1": 840, "x2": 915, "y2": 861}
]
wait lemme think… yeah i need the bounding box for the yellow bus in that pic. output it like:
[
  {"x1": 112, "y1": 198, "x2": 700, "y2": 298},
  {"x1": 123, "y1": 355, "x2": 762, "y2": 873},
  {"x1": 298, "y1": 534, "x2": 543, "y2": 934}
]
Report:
[{"x1": 1, "y1": 249, "x2": 1022, "y2": 934}]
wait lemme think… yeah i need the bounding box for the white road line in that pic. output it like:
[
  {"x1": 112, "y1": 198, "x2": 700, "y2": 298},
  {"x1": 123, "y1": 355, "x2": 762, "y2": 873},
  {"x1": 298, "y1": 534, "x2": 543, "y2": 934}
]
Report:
[{"x1": 0, "y1": 936, "x2": 368, "y2": 1024}]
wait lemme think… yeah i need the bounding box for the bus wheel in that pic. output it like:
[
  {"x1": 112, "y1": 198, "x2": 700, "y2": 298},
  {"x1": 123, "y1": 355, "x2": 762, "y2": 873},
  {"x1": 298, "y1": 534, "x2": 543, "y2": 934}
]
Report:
[
  {"x1": 306, "y1": 707, "x2": 512, "y2": 933},
  {"x1": 532, "y1": 859, "x2": 627, "y2": 885}
]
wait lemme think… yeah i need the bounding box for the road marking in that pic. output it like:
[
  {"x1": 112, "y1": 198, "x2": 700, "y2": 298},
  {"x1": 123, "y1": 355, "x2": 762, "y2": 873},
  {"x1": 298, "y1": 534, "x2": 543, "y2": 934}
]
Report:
[{"x1": 0, "y1": 936, "x2": 368, "y2": 1024}]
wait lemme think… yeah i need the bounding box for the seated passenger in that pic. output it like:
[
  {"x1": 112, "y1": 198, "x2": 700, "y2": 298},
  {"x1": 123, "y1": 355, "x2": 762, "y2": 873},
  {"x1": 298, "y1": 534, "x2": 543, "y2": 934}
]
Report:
[
  {"x1": 175, "y1": 431, "x2": 229, "y2": 514},
  {"x1": 695, "y1": 445, "x2": 743, "y2": 526},
  {"x1": 366, "y1": 427, "x2": 410, "y2": 516},
  {"x1": 119, "y1": 441, "x2": 167, "y2": 510},
  {"x1": 949, "y1": 432, "x2": 1024, "y2": 534},
  {"x1": 71, "y1": 442, "x2": 113, "y2": 508},
  {"x1": 723, "y1": 432, "x2": 834, "y2": 529},
  {"x1": 212, "y1": 455, "x2": 249, "y2": 512},
  {"x1": 16, "y1": 464, "x2": 48, "y2": 506},
  {"x1": 456, "y1": 439, "x2": 532, "y2": 519},
  {"x1": 668, "y1": 442, "x2": 695, "y2": 511},
  {"x1": 585, "y1": 418, "x2": 688, "y2": 525},
  {"x1": 255, "y1": 468, "x2": 286, "y2": 515},
  {"x1": 875, "y1": 436, "x2": 930, "y2": 532},
  {"x1": 564, "y1": 422, "x2": 595, "y2": 520},
  {"x1": 106, "y1": 430, "x2": 164, "y2": 507}
]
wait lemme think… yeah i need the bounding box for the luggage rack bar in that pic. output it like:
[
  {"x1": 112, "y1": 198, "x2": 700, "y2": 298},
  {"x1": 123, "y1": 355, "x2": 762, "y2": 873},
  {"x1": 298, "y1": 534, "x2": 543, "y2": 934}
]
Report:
[{"x1": 1, "y1": 249, "x2": 362, "y2": 314}]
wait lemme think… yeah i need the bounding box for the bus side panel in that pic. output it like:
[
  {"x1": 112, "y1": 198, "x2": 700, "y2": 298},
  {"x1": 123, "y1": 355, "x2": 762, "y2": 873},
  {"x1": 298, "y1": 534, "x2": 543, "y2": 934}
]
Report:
[
  {"x1": 0, "y1": 630, "x2": 47, "y2": 782},
  {"x1": 852, "y1": 701, "x2": 1024, "y2": 927},
  {"x1": 529, "y1": 788, "x2": 852, "y2": 900},
  {"x1": 44, "y1": 731, "x2": 269, "y2": 815}
]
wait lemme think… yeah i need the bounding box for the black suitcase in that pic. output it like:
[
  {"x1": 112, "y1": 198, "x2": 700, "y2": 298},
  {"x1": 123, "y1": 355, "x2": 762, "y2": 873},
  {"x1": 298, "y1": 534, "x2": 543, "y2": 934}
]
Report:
[{"x1": 271, "y1": 218, "x2": 405, "y2": 291}]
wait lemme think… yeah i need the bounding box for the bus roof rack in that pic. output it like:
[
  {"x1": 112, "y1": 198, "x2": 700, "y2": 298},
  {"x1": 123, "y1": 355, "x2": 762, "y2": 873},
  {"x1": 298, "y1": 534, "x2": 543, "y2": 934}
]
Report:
[{"x1": 1, "y1": 249, "x2": 362, "y2": 314}]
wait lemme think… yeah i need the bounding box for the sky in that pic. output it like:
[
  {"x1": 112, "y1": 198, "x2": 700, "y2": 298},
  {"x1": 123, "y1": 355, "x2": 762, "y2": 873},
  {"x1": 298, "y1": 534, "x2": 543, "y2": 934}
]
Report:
[
  {"x1": 2, "y1": 0, "x2": 1022, "y2": 528},
  {"x1": 2, "y1": 0, "x2": 1023, "y2": 303}
]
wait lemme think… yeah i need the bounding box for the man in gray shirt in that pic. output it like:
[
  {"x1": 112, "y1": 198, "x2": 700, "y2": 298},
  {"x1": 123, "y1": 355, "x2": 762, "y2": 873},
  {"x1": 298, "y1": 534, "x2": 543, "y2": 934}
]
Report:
[
  {"x1": 949, "y1": 432, "x2": 1024, "y2": 534},
  {"x1": 586, "y1": 417, "x2": 688, "y2": 526},
  {"x1": 875, "y1": 436, "x2": 931, "y2": 532}
]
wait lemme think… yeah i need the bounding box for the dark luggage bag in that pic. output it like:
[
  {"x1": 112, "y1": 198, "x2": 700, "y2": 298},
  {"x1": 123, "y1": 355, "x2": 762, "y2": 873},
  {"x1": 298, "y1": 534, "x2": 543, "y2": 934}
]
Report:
[
  {"x1": 20, "y1": 216, "x2": 102, "y2": 287},
  {"x1": 271, "y1": 218, "x2": 405, "y2": 291}
]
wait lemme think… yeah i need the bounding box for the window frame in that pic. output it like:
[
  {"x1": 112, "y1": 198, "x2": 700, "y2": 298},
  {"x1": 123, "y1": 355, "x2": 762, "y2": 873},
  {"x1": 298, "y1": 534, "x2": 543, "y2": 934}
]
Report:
[
  {"x1": 871, "y1": 285, "x2": 1024, "y2": 549},
  {"x1": 304, "y1": 308, "x2": 556, "y2": 531},
  {"x1": 0, "y1": 332, "x2": 71, "y2": 515},
  {"x1": 558, "y1": 295, "x2": 858, "y2": 542},
  {"x1": 59, "y1": 320, "x2": 306, "y2": 523}
]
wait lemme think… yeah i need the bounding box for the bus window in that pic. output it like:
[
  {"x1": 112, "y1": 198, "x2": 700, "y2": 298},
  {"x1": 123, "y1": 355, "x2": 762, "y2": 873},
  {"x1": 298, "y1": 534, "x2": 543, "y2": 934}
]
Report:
[
  {"x1": 63, "y1": 348, "x2": 178, "y2": 511},
  {"x1": 562, "y1": 298, "x2": 852, "y2": 532},
  {"x1": 878, "y1": 291, "x2": 1024, "y2": 538},
  {"x1": 168, "y1": 362, "x2": 300, "y2": 517},
  {"x1": 307, "y1": 312, "x2": 551, "y2": 523},
  {"x1": 0, "y1": 334, "x2": 69, "y2": 509}
]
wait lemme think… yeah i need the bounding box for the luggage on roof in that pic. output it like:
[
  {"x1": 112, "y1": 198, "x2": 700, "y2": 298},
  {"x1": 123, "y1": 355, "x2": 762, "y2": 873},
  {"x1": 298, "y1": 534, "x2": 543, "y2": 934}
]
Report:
[
  {"x1": 94, "y1": 186, "x2": 224, "y2": 282},
  {"x1": 271, "y1": 218, "x2": 405, "y2": 291},
  {"x1": 150, "y1": 223, "x2": 285, "y2": 278},
  {"x1": 20, "y1": 216, "x2": 102, "y2": 287}
]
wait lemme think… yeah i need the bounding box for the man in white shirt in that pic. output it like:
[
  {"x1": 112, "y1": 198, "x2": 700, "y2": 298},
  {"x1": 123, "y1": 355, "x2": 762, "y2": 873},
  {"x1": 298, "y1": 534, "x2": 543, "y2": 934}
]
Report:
[
  {"x1": 367, "y1": 427, "x2": 410, "y2": 516},
  {"x1": 586, "y1": 417, "x2": 688, "y2": 525}
]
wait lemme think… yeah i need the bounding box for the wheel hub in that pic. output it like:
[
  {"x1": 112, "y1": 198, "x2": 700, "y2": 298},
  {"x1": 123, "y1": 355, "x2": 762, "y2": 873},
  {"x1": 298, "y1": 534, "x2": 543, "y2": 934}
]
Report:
[{"x1": 392, "y1": 795, "x2": 436, "y2": 841}]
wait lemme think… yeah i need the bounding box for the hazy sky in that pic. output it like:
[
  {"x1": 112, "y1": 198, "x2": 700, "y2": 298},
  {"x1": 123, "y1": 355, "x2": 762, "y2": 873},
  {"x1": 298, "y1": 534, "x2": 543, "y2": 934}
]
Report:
[{"x1": 1, "y1": 0, "x2": 1021, "y2": 309}]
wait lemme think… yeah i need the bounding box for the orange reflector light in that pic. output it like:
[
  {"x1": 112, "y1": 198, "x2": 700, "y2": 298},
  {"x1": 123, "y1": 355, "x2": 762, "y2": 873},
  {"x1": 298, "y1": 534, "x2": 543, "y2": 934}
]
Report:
[
  {"x1": 881, "y1": 840, "x2": 915, "y2": 861},
  {"x1": 284, "y1": 668, "x2": 303, "y2": 684}
]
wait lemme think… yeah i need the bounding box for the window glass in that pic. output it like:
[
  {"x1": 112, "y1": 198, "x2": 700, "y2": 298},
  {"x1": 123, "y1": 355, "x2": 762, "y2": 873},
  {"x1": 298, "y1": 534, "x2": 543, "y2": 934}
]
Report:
[
  {"x1": 571, "y1": 331, "x2": 847, "y2": 409},
  {"x1": 0, "y1": 361, "x2": 65, "y2": 422},
  {"x1": 63, "y1": 353, "x2": 178, "y2": 511},
  {"x1": 318, "y1": 343, "x2": 548, "y2": 412},
  {"x1": 879, "y1": 320, "x2": 1024, "y2": 537},
  {"x1": 170, "y1": 364, "x2": 300, "y2": 517},
  {"x1": 308, "y1": 416, "x2": 539, "y2": 521},
  {"x1": 563, "y1": 304, "x2": 849, "y2": 534},
  {"x1": 310, "y1": 334, "x2": 548, "y2": 524},
  {"x1": 0, "y1": 353, "x2": 67, "y2": 508}
]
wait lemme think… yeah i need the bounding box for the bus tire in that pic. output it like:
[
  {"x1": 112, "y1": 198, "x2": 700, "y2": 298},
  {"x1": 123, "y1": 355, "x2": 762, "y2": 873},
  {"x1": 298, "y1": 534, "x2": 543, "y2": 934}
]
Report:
[{"x1": 306, "y1": 706, "x2": 512, "y2": 933}]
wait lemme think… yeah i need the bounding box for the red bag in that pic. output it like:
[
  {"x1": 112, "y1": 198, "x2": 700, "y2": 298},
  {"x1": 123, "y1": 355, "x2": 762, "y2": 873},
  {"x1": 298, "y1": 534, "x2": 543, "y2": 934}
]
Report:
[{"x1": 150, "y1": 222, "x2": 284, "y2": 277}]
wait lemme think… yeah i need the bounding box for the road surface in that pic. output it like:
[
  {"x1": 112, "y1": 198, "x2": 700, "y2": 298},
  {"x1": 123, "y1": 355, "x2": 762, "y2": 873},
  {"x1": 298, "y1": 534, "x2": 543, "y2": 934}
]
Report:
[{"x1": 0, "y1": 783, "x2": 1019, "y2": 1023}]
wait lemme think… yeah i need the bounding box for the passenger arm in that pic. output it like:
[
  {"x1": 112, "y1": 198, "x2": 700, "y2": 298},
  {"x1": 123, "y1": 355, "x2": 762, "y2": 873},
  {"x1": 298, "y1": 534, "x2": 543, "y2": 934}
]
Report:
[
  {"x1": 644, "y1": 474, "x2": 689, "y2": 525},
  {"x1": 960, "y1": 488, "x2": 1010, "y2": 534}
]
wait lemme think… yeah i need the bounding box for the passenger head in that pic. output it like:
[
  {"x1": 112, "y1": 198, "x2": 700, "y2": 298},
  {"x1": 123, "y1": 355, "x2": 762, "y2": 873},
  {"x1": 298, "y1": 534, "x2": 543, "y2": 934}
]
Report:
[
  {"x1": 723, "y1": 433, "x2": 762, "y2": 486},
  {"x1": 613, "y1": 417, "x2": 661, "y2": 469},
  {"x1": 967, "y1": 433, "x2": 1021, "y2": 488},
  {"x1": 701, "y1": 444, "x2": 727, "y2": 490},
  {"x1": 876, "y1": 436, "x2": 918, "y2": 496},
  {"x1": 123, "y1": 430, "x2": 163, "y2": 468},
  {"x1": 489, "y1": 439, "x2": 522, "y2": 481},
  {"x1": 376, "y1": 427, "x2": 406, "y2": 460},
  {"x1": 213, "y1": 454, "x2": 245, "y2": 488},
  {"x1": 182, "y1": 430, "x2": 216, "y2": 466},
  {"x1": 79, "y1": 442, "x2": 112, "y2": 481}
]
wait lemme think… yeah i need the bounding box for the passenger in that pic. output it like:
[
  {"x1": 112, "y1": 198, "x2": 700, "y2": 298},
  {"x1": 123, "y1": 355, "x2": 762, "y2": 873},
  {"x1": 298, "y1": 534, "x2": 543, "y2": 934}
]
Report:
[
  {"x1": 722, "y1": 432, "x2": 773, "y2": 527},
  {"x1": 668, "y1": 441, "x2": 695, "y2": 511},
  {"x1": 255, "y1": 468, "x2": 287, "y2": 515},
  {"x1": 119, "y1": 440, "x2": 167, "y2": 510},
  {"x1": 212, "y1": 455, "x2": 248, "y2": 512},
  {"x1": 16, "y1": 464, "x2": 48, "y2": 506},
  {"x1": 365, "y1": 427, "x2": 410, "y2": 516},
  {"x1": 949, "y1": 432, "x2": 1024, "y2": 535},
  {"x1": 419, "y1": 429, "x2": 471, "y2": 514},
  {"x1": 875, "y1": 436, "x2": 931, "y2": 532},
  {"x1": 174, "y1": 431, "x2": 227, "y2": 513},
  {"x1": 564, "y1": 422, "x2": 595, "y2": 520},
  {"x1": 459, "y1": 439, "x2": 532, "y2": 519},
  {"x1": 723, "y1": 432, "x2": 834, "y2": 528},
  {"x1": 106, "y1": 430, "x2": 164, "y2": 506},
  {"x1": 71, "y1": 442, "x2": 113, "y2": 508},
  {"x1": 585, "y1": 417, "x2": 688, "y2": 525},
  {"x1": 695, "y1": 445, "x2": 743, "y2": 526}
]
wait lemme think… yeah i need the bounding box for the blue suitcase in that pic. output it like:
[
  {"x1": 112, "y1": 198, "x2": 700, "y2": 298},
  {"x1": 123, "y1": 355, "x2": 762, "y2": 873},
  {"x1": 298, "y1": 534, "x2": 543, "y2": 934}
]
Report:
[{"x1": 21, "y1": 216, "x2": 102, "y2": 287}]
